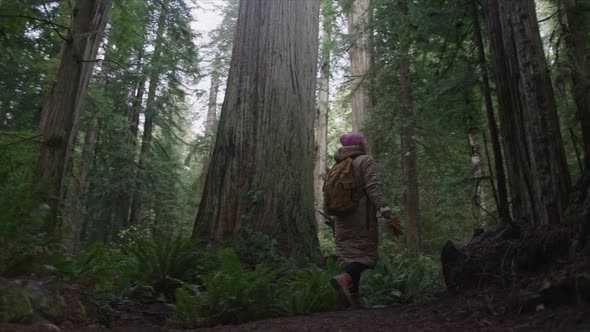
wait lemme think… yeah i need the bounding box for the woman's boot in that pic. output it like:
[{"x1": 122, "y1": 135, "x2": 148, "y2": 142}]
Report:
[{"x1": 329, "y1": 273, "x2": 352, "y2": 308}]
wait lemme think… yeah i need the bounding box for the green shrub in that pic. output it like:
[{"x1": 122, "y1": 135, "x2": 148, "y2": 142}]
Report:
[
  {"x1": 222, "y1": 190, "x2": 289, "y2": 267},
  {"x1": 192, "y1": 248, "x2": 284, "y2": 325},
  {"x1": 225, "y1": 220, "x2": 284, "y2": 267},
  {"x1": 0, "y1": 133, "x2": 48, "y2": 276},
  {"x1": 361, "y1": 248, "x2": 442, "y2": 307},
  {"x1": 175, "y1": 251, "x2": 342, "y2": 327},
  {"x1": 172, "y1": 284, "x2": 202, "y2": 328},
  {"x1": 275, "y1": 258, "x2": 339, "y2": 315},
  {"x1": 60, "y1": 243, "x2": 122, "y2": 291},
  {"x1": 118, "y1": 235, "x2": 210, "y2": 298}
]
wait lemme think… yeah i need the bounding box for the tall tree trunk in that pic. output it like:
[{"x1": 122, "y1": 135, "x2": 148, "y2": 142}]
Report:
[
  {"x1": 192, "y1": 0, "x2": 321, "y2": 260},
  {"x1": 66, "y1": 111, "x2": 100, "y2": 255},
  {"x1": 115, "y1": 73, "x2": 146, "y2": 228},
  {"x1": 129, "y1": 0, "x2": 168, "y2": 226},
  {"x1": 470, "y1": 0, "x2": 510, "y2": 224},
  {"x1": 33, "y1": 0, "x2": 112, "y2": 235},
  {"x1": 487, "y1": 0, "x2": 571, "y2": 225},
  {"x1": 348, "y1": 0, "x2": 373, "y2": 152},
  {"x1": 463, "y1": 88, "x2": 486, "y2": 230},
  {"x1": 205, "y1": 54, "x2": 222, "y2": 147},
  {"x1": 486, "y1": 0, "x2": 534, "y2": 223},
  {"x1": 315, "y1": 0, "x2": 332, "y2": 225},
  {"x1": 508, "y1": 0, "x2": 571, "y2": 223},
  {"x1": 398, "y1": 0, "x2": 421, "y2": 256},
  {"x1": 467, "y1": 130, "x2": 485, "y2": 215},
  {"x1": 129, "y1": 113, "x2": 153, "y2": 226},
  {"x1": 563, "y1": 0, "x2": 590, "y2": 170}
]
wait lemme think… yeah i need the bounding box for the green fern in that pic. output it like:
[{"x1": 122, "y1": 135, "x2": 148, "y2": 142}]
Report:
[
  {"x1": 275, "y1": 258, "x2": 339, "y2": 315},
  {"x1": 120, "y1": 236, "x2": 208, "y2": 296},
  {"x1": 196, "y1": 248, "x2": 284, "y2": 324},
  {"x1": 172, "y1": 285, "x2": 202, "y2": 328},
  {"x1": 361, "y1": 249, "x2": 442, "y2": 306}
]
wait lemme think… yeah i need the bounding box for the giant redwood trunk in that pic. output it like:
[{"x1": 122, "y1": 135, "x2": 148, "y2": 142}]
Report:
[
  {"x1": 314, "y1": 0, "x2": 332, "y2": 225},
  {"x1": 192, "y1": 0, "x2": 321, "y2": 259},
  {"x1": 348, "y1": 0, "x2": 373, "y2": 151},
  {"x1": 486, "y1": 0, "x2": 570, "y2": 225},
  {"x1": 509, "y1": 0, "x2": 571, "y2": 222},
  {"x1": 33, "y1": 0, "x2": 112, "y2": 234},
  {"x1": 486, "y1": 0, "x2": 534, "y2": 223},
  {"x1": 398, "y1": 0, "x2": 421, "y2": 255}
]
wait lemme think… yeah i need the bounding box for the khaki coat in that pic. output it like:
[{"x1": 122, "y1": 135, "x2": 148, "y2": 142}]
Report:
[{"x1": 333, "y1": 145, "x2": 388, "y2": 269}]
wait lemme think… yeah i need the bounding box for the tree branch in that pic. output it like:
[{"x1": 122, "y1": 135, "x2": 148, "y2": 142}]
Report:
[
  {"x1": 0, "y1": 132, "x2": 50, "y2": 147},
  {"x1": 0, "y1": 14, "x2": 70, "y2": 31},
  {"x1": 538, "y1": 9, "x2": 560, "y2": 23},
  {"x1": 78, "y1": 58, "x2": 129, "y2": 72},
  {"x1": 41, "y1": 0, "x2": 70, "y2": 42}
]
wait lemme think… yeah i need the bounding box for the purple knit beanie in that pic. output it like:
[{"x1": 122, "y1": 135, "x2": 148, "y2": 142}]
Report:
[{"x1": 340, "y1": 132, "x2": 364, "y2": 146}]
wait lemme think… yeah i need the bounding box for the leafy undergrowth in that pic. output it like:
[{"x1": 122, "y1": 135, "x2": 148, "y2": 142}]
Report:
[
  {"x1": 170, "y1": 248, "x2": 341, "y2": 327},
  {"x1": 2, "y1": 255, "x2": 589, "y2": 332},
  {"x1": 0, "y1": 235, "x2": 441, "y2": 330},
  {"x1": 3, "y1": 223, "x2": 589, "y2": 331},
  {"x1": 109, "y1": 245, "x2": 590, "y2": 331}
]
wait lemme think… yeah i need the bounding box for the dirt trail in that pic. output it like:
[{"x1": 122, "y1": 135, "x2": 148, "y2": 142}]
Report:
[
  {"x1": 113, "y1": 287, "x2": 589, "y2": 332},
  {"x1": 192, "y1": 295, "x2": 589, "y2": 332},
  {"x1": 2, "y1": 288, "x2": 589, "y2": 332}
]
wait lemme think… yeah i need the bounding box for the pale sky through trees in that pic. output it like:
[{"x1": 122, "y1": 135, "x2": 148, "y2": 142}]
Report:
[{"x1": 189, "y1": 0, "x2": 224, "y2": 135}]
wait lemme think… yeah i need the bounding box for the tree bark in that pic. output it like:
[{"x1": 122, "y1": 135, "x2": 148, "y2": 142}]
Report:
[
  {"x1": 66, "y1": 111, "x2": 100, "y2": 255},
  {"x1": 470, "y1": 0, "x2": 510, "y2": 224},
  {"x1": 486, "y1": 0, "x2": 534, "y2": 223},
  {"x1": 192, "y1": 0, "x2": 321, "y2": 260},
  {"x1": 348, "y1": 0, "x2": 373, "y2": 152},
  {"x1": 487, "y1": 0, "x2": 571, "y2": 225},
  {"x1": 33, "y1": 0, "x2": 112, "y2": 235},
  {"x1": 509, "y1": 0, "x2": 571, "y2": 223},
  {"x1": 315, "y1": 0, "x2": 332, "y2": 225},
  {"x1": 563, "y1": 0, "x2": 590, "y2": 170},
  {"x1": 129, "y1": 0, "x2": 168, "y2": 226},
  {"x1": 398, "y1": 0, "x2": 421, "y2": 256}
]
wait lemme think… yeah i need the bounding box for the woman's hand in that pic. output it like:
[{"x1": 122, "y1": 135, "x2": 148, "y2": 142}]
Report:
[{"x1": 386, "y1": 216, "x2": 403, "y2": 237}]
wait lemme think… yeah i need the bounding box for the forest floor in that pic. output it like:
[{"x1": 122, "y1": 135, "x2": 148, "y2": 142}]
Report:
[
  {"x1": 3, "y1": 226, "x2": 590, "y2": 332},
  {"x1": 2, "y1": 288, "x2": 589, "y2": 332},
  {"x1": 3, "y1": 261, "x2": 590, "y2": 332}
]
